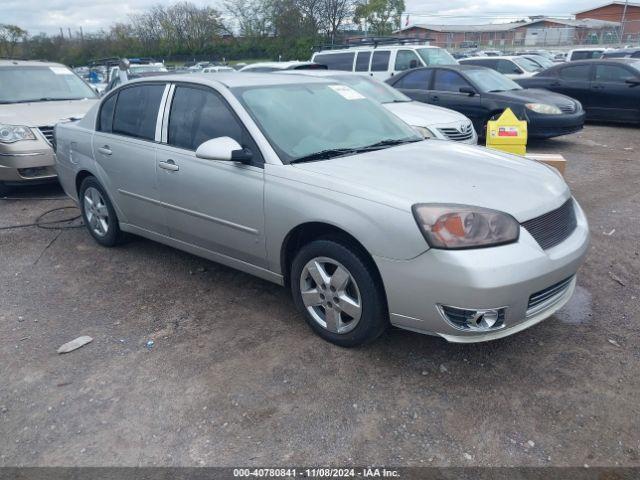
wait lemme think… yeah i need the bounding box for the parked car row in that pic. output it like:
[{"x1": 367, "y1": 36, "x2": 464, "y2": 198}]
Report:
[{"x1": 53, "y1": 72, "x2": 590, "y2": 346}]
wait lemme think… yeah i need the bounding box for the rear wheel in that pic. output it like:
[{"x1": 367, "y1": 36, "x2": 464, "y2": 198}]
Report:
[
  {"x1": 79, "y1": 177, "x2": 123, "y2": 247},
  {"x1": 290, "y1": 239, "x2": 387, "y2": 347}
]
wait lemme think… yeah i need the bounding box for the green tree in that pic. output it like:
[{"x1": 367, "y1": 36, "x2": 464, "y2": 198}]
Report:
[{"x1": 353, "y1": 0, "x2": 404, "y2": 36}]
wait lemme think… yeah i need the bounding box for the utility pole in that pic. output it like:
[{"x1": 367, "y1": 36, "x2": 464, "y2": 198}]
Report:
[{"x1": 620, "y1": 0, "x2": 629, "y2": 45}]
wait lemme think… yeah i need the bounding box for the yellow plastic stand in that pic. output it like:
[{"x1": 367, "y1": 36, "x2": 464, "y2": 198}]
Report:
[{"x1": 486, "y1": 108, "x2": 527, "y2": 156}]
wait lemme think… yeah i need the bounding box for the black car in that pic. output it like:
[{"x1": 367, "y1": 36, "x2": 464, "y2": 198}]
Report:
[
  {"x1": 602, "y1": 48, "x2": 640, "y2": 59},
  {"x1": 517, "y1": 59, "x2": 640, "y2": 124},
  {"x1": 386, "y1": 65, "x2": 586, "y2": 139}
]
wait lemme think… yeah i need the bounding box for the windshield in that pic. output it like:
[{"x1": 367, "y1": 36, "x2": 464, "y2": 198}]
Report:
[
  {"x1": 465, "y1": 69, "x2": 522, "y2": 92},
  {"x1": 332, "y1": 75, "x2": 410, "y2": 104},
  {"x1": 235, "y1": 83, "x2": 421, "y2": 163},
  {"x1": 417, "y1": 48, "x2": 457, "y2": 66},
  {"x1": 130, "y1": 64, "x2": 168, "y2": 74},
  {"x1": 527, "y1": 55, "x2": 554, "y2": 69},
  {"x1": 0, "y1": 66, "x2": 97, "y2": 103},
  {"x1": 514, "y1": 57, "x2": 543, "y2": 72}
]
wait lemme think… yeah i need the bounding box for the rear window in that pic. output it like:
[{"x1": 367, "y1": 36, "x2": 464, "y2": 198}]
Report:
[
  {"x1": 371, "y1": 51, "x2": 391, "y2": 72},
  {"x1": 112, "y1": 84, "x2": 165, "y2": 140},
  {"x1": 571, "y1": 50, "x2": 603, "y2": 60},
  {"x1": 313, "y1": 53, "x2": 354, "y2": 71}
]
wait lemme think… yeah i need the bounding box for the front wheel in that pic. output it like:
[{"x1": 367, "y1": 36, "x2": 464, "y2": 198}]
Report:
[
  {"x1": 79, "y1": 177, "x2": 123, "y2": 247},
  {"x1": 290, "y1": 239, "x2": 387, "y2": 347}
]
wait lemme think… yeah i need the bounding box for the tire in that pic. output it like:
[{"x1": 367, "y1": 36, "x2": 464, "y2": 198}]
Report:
[
  {"x1": 290, "y1": 239, "x2": 388, "y2": 347},
  {"x1": 0, "y1": 182, "x2": 11, "y2": 197},
  {"x1": 79, "y1": 176, "x2": 123, "y2": 247}
]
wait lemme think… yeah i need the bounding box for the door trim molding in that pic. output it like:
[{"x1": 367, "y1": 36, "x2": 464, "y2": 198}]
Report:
[{"x1": 118, "y1": 188, "x2": 260, "y2": 235}]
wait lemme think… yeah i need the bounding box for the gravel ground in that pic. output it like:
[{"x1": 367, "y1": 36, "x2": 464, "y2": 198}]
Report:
[{"x1": 0, "y1": 124, "x2": 638, "y2": 467}]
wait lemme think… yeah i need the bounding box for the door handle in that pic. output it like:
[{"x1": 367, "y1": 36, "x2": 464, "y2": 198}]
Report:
[
  {"x1": 592, "y1": 84, "x2": 604, "y2": 90},
  {"x1": 98, "y1": 145, "x2": 112, "y2": 156},
  {"x1": 431, "y1": 95, "x2": 440, "y2": 102},
  {"x1": 159, "y1": 159, "x2": 179, "y2": 172},
  {"x1": 550, "y1": 82, "x2": 561, "y2": 87}
]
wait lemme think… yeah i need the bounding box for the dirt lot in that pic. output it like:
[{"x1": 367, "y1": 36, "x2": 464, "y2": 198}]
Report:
[{"x1": 1, "y1": 124, "x2": 639, "y2": 467}]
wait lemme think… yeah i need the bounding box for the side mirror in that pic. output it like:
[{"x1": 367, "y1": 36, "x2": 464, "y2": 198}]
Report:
[
  {"x1": 624, "y1": 77, "x2": 640, "y2": 87},
  {"x1": 459, "y1": 86, "x2": 476, "y2": 96},
  {"x1": 409, "y1": 59, "x2": 418, "y2": 69},
  {"x1": 195, "y1": 137, "x2": 253, "y2": 163}
]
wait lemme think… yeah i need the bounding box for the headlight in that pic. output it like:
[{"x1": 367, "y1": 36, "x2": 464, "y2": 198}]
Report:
[
  {"x1": 525, "y1": 103, "x2": 562, "y2": 115},
  {"x1": 0, "y1": 124, "x2": 37, "y2": 143},
  {"x1": 412, "y1": 204, "x2": 520, "y2": 249},
  {"x1": 413, "y1": 126, "x2": 436, "y2": 139}
]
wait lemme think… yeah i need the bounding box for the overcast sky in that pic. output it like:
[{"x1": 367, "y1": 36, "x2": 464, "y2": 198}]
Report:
[{"x1": 4, "y1": 0, "x2": 608, "y2": 35}]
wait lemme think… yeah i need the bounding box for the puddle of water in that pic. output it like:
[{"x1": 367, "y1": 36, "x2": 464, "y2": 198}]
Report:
[{"x1": 555, "y1": 285, "x2": 593, "y2": 325}]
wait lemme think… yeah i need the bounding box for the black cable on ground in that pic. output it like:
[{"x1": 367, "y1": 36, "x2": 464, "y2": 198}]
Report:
[{"x1": 0, "y1": 206, "x2": 83, "y2": 231}]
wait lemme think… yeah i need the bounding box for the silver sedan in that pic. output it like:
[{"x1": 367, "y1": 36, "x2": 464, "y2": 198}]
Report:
[{"x1": 54, "y1": 73, "x2": 589, "y2": 347}]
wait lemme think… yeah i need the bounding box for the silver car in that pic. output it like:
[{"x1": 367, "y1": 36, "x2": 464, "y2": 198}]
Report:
[{"x1": 54, "y1": 74, "x2": 589, "y2": 347}]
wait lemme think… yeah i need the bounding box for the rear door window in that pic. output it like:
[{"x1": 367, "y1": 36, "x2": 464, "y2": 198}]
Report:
[
  {"x1": 355, "y1": 51, "x2": 371, "y2": 72},
  {"x1": 594, "y1": 64, "x2": 633, "y2": 82},
  {"x1": 168, "y1": 85, "x2": 244, "y2": 151},
  {"x1": 98, "y1": 93, "x2": 117, "y2": 133},
  {"x1": 433, "y1": 70, "x2": 472, "y2": 92},
  {"x1": 112, "y1": 84, "x2": 165, "y2": 140},
  {"x1": 313, "y1": 52, "x2": 354, "y2": 71},
  {"x1": 371, "y1": 51, "x2": 391, "y2": 72},
  {"x1": 559, "y1": 65, "x2": 591, "y2": 80},
  {"x1": 396, "y1": 69, "x2": 432, "y2": 89},
  {"x1": 496, "y1": 60, "x2": 522, "y2": 74}
]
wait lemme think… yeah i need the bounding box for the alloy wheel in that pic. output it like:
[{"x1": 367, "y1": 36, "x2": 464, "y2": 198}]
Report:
[
  {"x1": 299, "y1": 256, "x2": 362, "y2": 334},
  {"x1": 83, "y1": 186, "x2": 109, "y2": 237}
]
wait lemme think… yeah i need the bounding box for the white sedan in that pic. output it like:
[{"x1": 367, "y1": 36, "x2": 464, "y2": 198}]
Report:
[{"x1": 281, "y1": 70, "x2": 477, "y2": 144}]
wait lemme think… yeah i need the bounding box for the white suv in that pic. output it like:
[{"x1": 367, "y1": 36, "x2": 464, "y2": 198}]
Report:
[{"x1": 311, "y1": 44, "x2": 457, "y2": 80}]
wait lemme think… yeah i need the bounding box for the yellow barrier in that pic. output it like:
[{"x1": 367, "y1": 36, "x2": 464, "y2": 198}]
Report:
[{"x1": 486, "y1": 108, "x2": 527, "y2": 156}]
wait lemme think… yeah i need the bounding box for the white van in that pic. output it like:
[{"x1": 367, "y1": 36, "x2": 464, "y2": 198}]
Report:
[{"x1": 311, "y1": 44, "x2": 457, "y2": 80}]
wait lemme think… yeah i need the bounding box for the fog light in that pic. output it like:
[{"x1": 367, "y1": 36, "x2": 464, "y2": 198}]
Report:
[{"x1": 438, "y1": 305, "x2": 506, "y2": 331}]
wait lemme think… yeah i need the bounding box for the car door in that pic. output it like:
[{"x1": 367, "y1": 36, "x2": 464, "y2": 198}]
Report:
[
  {"x1": 370, "y1": 50, "x2": 391, "y2": 80},
  {"x1": 428, "y1": 69, "x2": 485, "y2": 128},
  {"x1": 92, "y1": 82, "x2": 169, "y2": 234},
  {"x1": 548, "y1": 64, "x2": 593, "y2": 109},
  {"x1": 392, "y1": 68, "x2": 433, "y2": 103},
  {"x1": 590, "y1": 63, "x2": 640, "y2": 122},
  {"x1": 393, "y1": 49, "x2": 422, "y2": 76},
  {"x1": 156, "y1": 84, "x2": 267, "y2": 267}
]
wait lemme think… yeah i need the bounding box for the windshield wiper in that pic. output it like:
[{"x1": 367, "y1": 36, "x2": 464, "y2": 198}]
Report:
[
  {"x1": 290, "y1": 138, "x2": 421, "y2": 164},
  {"x1": 290, "y1": 148, "x2": 359, "y2": 163},
  {"x1": 357, "y1": 138, "x2": 421, "y2": 151},
  {"x1": 12, "y1": 97, "x2": 85, "y2": 104}
]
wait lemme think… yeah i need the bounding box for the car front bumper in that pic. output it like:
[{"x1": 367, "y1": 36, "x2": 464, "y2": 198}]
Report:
[
  {"x1": 527, "y1": 110, "x2": 586, "y2": 139},
  {"x1": 375, "y1": 199, "x2": 590, "y2": 342},
  {"x1": 0, "y1": 145, "x2": 57, "y2": 184}
]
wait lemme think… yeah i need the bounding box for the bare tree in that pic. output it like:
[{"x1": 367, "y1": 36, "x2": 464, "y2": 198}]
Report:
[{"x1": 0, "y1": 24, "x2": 28, "y2": 58}]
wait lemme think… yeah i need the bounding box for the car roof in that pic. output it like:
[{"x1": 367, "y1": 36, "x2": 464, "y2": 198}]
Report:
[
  {"x1": 277, "y1": 69, "x2": 361, "y2": 78},
  {"x1": 314, "y1": 44, "x2": 438, "y2": 53},
  {"x1": 241, "y1": 61, "x2": 316, "y2": 69},
  {"x1": 0, "y1": 59, "x2": 70, "y2": 68},
  {"x1": 125, "y1": 72, "x2": 332, "y2": 88},
  {"x1": 461, "y1": 55, "x2": 525, "y2": 61},
  {"x1": 551, "y1": 58, "x2": 639, "y2": 66}
]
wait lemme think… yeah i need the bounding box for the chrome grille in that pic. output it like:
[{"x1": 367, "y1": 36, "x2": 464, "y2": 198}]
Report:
[
  {"x1": 522, "y1": 198, "x2": 577, "y2": 250},
  {"x1": 438, "y1": 123, "x2": 474, "y2": 142},
  {"x1": 38, "y1": 126, "x2": 55, "y2": 148},
  {"x1": 527, "y1": 276, "x2": 574, "y2": 317}
]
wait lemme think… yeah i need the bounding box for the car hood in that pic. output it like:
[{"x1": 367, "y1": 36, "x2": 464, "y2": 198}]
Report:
[
  {"x1": 492, "y1": 88, "x2": 576, "y2": 106},
  {"x1": 0, "y1": 98, "x2": 98, "y2": 127},
  {"x1": 292, "y1": 141, "x2": 569, "y2": 222},
  {"x1": 383, "y1": 101, "x2": 470, "y2": 127}
]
